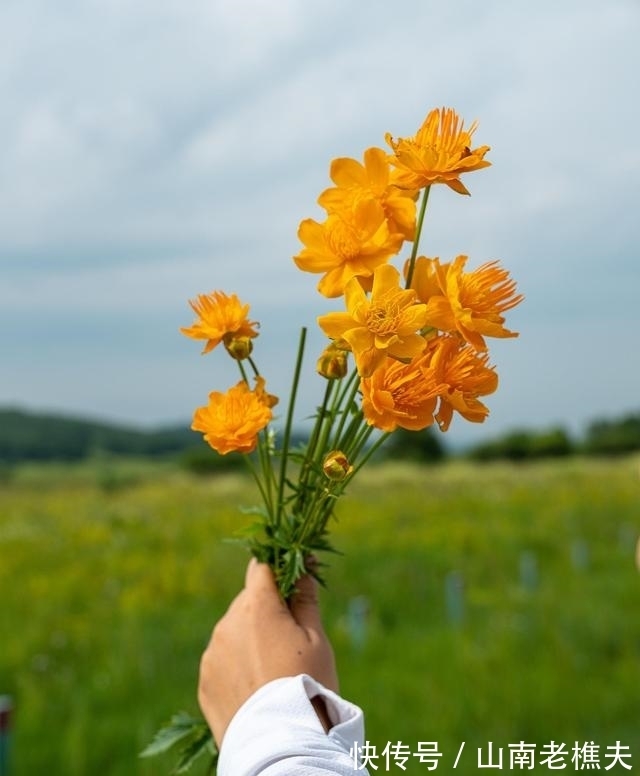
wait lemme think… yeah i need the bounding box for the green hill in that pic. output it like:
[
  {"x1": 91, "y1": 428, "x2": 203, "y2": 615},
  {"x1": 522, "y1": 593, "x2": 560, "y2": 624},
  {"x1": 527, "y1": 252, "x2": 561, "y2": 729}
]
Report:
[{"x1": 0, "y1": 407, "x2": 195, "y2": 463}]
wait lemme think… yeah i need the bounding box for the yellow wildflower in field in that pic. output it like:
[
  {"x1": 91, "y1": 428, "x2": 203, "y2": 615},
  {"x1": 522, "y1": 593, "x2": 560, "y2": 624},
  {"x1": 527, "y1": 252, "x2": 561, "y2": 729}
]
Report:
[
  {"x1": 191, "y1": 378, "x2": 276, "y2": 455},
  {"x1": 427, "y1": 336, "x2": 498, "y2": 431},
  {"x1": 180, "y1": 291, "x2": 259, "y2": 355},
  {"x1": 293, "y1": 198, "x2": 404, "y2": 298},
  {"x1": 360, "y1": 354, "x2": 442, "y2": 432},
  {"x1": 411, "y1": 256, "x2": 523, "y2": 351},
  {"x1": 318, "y1": 263, "x2": 428, "y2": 377},
  {"x1": 386, "y1": 107, "x2": 491, "y2": 195},
  {"x1": 318, "y1": 147, "x2": 417, "y2": 240}
]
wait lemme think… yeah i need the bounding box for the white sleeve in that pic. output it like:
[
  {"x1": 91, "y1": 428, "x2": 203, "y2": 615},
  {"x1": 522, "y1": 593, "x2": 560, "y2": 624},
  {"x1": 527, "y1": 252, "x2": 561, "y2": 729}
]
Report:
[{"x1": 217, "y1": 673, "x2": 369, "y2": 776}]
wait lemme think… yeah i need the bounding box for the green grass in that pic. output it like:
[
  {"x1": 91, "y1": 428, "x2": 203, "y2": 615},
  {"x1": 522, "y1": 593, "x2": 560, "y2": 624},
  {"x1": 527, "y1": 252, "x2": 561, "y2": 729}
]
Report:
[{"x1": 1, "y1": 455, "x2": 639, "y2": 774}]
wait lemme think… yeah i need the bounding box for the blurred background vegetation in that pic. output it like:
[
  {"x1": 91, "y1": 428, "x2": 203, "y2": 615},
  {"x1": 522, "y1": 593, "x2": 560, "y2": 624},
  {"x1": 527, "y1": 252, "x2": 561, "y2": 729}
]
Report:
[
  {"x1": 1, "y1": 406, "x2": 639, "y2": 774},
  {"x1": 2, "y1": 405, "x2": 640, "y2": 467}
]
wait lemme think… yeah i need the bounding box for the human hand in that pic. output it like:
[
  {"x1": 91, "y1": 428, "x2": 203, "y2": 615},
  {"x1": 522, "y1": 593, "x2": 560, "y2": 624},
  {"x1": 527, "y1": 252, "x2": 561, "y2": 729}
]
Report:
[{"x1": 198, "y1": 558, "x2": 339, "y2": 746}]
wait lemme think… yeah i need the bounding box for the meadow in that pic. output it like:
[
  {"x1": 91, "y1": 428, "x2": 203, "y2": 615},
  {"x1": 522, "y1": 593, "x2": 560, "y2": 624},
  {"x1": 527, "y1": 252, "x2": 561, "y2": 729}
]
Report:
[{"x1": 0, "y1": 454, "x2": 639, "y2": 775}]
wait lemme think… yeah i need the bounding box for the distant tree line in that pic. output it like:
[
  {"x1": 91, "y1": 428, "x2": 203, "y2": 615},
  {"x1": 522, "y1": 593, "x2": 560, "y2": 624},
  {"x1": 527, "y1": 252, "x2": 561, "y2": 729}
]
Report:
[
  {"x1": 465, "y1": 413, "x2": 640, "y2": 462},
  {"x1": 367, "y1": 411, "x2": 640, "y2": 464},
  {"x1": 1, "y1": 407, "x2": 639, "y2": 468},
  {"x1": 370, "y1": 413, "x2": 640, "y2": 464}
]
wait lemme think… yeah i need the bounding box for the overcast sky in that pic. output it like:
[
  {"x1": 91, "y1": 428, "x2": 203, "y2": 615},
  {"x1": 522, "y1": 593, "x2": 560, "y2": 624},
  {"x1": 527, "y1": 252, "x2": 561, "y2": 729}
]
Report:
[{"x1": 1, "y1": 0, "x2": 638, "y2": 448}]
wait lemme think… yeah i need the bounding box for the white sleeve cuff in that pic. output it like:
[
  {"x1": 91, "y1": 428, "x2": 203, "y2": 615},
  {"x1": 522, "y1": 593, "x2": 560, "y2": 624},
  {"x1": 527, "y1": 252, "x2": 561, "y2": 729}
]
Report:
[{"x1": 217, "y1": 674, "x2": 366, "y2": 776}]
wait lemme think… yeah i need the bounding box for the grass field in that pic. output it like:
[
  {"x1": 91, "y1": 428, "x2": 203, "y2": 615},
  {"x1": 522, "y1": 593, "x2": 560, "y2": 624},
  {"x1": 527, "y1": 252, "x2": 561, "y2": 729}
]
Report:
[{"x1": 1, "y1": 455, "x2": 639, "y2": 774}]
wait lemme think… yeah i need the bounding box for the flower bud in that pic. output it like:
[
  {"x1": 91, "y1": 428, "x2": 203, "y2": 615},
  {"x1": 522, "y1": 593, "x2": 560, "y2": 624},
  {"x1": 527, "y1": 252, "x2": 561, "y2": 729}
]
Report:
[
  {"x1": 316, "y1": 342, "x2": 349, "y2": 380},
  {"x1": 322, "y1": 450, "x2": 353, "y2": 481},
  {"x1": 224, "y1": 334, "x2": 253, "y2": 360}
]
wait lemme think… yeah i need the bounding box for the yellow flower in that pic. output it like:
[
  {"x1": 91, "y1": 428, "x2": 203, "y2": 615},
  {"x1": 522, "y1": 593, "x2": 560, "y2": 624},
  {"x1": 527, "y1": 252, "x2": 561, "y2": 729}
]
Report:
[
  {"x1": 405, "y1": 254, "x2": 445, "y2": 303},
  {"x1": 427, "y1": 336, "x2": 498, "y2": 431},
  {"x1": 360, "y1": 354, "x2": 443, "y2": 432},
  {"x1": 253, "y1": 375, "x2": 279, "y2": 409},
  {"x1": 318, "y1": 264, "x2": 429, "y2": 377},
  {"x1": 191, "y1": 378, "x2": 276, "y2": 455},
  {"x1": 385, "y1": 107, "x2": 491, "y2": 195},
  {"x1": 181, "y1": 291, "x2": 259, "y2": 355},
  {"x1": 411, "y1": 255, "x2": 523, "y2": 351},
  {"x1": 318, "y1": 147, "x2": 417, "y2": 240},
  {"x1": 293, "y1": 198, "x2": 404, "y2": 298}
]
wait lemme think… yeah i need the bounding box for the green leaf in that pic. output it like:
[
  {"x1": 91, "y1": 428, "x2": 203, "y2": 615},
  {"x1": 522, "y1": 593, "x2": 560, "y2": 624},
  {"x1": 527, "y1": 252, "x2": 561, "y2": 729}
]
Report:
[
  {"x1": 228, "y1": 519, "x2": 266, "y2": 539},
  {"x1": 173, "y1": 726, "x2": 217, "y2": 774},
  {"x1": 238, "y1": 504, "x2": 269, "y2": 518},
  {"x1": 139, "y1": 712, "x2": 203, "y2": 757},
  {"x1": 140, "y1": 713, "x2": 218, "y2": 774}
]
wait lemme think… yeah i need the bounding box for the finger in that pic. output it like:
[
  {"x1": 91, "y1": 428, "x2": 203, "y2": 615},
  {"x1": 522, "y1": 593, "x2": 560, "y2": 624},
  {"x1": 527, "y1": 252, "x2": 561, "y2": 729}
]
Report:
[
  {"x1": 244, "y1": 558, "x2": 287, "y2": 611},
  {"x1": 288, "y1": 572, "x2": 322, "y2": 630}
]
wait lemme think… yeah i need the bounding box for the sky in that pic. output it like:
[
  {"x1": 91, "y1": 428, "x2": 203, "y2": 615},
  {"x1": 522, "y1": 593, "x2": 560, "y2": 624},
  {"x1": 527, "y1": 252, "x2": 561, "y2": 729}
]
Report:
[{"x1": 1, "y1": 0, "x2": 639, "y2": 449}]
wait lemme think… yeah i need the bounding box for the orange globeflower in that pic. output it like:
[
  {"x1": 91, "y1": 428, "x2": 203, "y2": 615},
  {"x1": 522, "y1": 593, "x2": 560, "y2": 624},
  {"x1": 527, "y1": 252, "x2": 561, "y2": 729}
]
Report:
[
  {"x1": 411, "y1": 255, "x2": 523, "y2": 351},
  {"x1": 406, "y1": 255, "x2": 448, "y2": 303},
  {"x1": 385, "y1": 107, "x2": 491, "y2": 195},
  {"x1": 360, "y1": 354, "x2": 443, "y2": 432},
  {"x1": 293, "y1": 198, "x2": 404, "y2": 298},
  {"x1": 191, "y1": 378, "x2": 276, "y2": 455},
  {"x1": 253, "y1": 375, "x2": 279, "y2": 409},
  {"x1": 318, "y1": 263, "x2": 428, "y2": 378},
  {"x1": 181, "y1": 291, "x2": 259, "y2": 355},
  {"x1": 318, "y1": 147, "x2": 417, "y2": 240},
  {"x1": 427, "y1": 336, "x2": 498, "y2": 431}
]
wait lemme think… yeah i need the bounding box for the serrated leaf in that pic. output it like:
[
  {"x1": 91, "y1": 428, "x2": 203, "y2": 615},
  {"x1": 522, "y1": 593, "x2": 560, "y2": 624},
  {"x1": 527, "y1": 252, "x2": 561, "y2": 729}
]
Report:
[
  {"x1": 238, "y1": 504, "x2": 269, "y2": 518},
  {"x1": 173, "y1": 726, "x2": 217, "y2": 774},
  {"x1": 140, "y1": 713, "x2": 203, "y2": 758},
  {"x1": 227, "y1": 519, "x2": 266, "y2": 539},
  {"x1": 309, "y1": 537, "x2": 339, "y2": 554}
]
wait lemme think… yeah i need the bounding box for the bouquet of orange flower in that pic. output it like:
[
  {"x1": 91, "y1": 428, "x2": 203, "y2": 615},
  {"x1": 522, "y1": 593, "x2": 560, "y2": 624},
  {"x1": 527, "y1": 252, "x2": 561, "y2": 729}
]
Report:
[{"x1": 142, "y1": 106, "x2": 522, "y2": 772}]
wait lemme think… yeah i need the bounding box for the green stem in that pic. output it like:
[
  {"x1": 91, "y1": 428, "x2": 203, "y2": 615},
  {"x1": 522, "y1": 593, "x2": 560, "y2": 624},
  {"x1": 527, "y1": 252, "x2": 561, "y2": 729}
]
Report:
[
  {"x1": 236, "y1": 358, "x2": 276, "y2": 520},
  {"x1": 237, "y1": 360, "x2": 250, "y2": 385},
  {"x1": 295, "y1": 378, "x2": 359, "y2": 547},
  {"x1": 277, "y1": 327, "x2": 307, "y2": 528},
  {"x1": 294, "y1": 379, "x2": 334, "y2": 514},
  {"x1": 257, "y1": 425, "x2": 276, "y2": 522},
  {"x1": 305, "y1": 419, "x2": 376, "y2": 547},
  {"x1": 350, "y1": 430, "x2": 390, "y2": 478},
  {"x1": 405, "y1": 185, "x2": 431, "y2": 289},
  {"x1": 247, "y1": 356, "x2": 261, "y2": 377},
  {"x1": 330, "y1": 372, "x2": 360, "y2": 449},
  {"x1": 337, "y1": 410, "x2": 365, "y2": 458},
  {"x1": 327, "y1": 372, "x2": 354, "y2": 439},
  {"x1": 344, "y1": 419, "x2": 373, "y2": 459},
  {"x1": 312, "y1": 428, "x2": 388, "y2": 535},
  {"x1": 309, "y1": 380, "x2": 335, "y2": 465},
  {"x1": 241, "y1": 447, "x2": 271, "y2": 512}
]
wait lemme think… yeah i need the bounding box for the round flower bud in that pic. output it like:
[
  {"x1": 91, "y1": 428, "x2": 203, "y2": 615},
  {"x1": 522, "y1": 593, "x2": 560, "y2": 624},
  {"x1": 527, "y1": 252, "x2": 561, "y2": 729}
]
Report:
[
  {"x1": 224, "y1": 334, "x2": 253, "y2": 360},
  {"x1": 316, "y1": 343, "x2": 349, "y2": 380},
  {"x1": 322, "y1": 450, "x2": 353, "y2": 481}
]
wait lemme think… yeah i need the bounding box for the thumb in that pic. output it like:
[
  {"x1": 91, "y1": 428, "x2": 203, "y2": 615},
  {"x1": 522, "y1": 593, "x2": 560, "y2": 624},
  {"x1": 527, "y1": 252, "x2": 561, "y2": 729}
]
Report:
[
  {"x1": 288, "y1": 573, "x2": 323, "y2": 630},
  {"x1": 244, "y1": 558, "x2": 286, "y2": 611}
]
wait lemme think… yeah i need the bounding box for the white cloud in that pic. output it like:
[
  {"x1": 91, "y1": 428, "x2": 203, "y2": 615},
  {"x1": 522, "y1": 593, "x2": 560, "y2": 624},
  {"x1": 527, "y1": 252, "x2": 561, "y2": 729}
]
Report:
[{"x1": 1, "y1": 0, "x2": 639, "y2": 437}]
